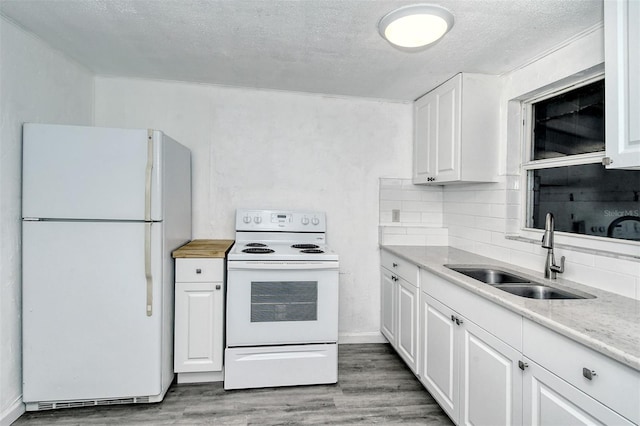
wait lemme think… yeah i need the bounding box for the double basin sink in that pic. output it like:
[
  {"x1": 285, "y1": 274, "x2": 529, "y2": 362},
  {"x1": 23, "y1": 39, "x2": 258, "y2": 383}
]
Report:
[{"x1": 445, "y1": 265, "x2": 595, "y2": 300}]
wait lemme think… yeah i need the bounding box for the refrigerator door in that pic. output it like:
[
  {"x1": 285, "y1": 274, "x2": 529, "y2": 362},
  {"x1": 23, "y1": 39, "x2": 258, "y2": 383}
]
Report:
[
  {"x1": 22, "y1": 123, "x2": 163, "y2": 221},
  {"x1": 22, "y1": 220, "x2": 166, "y2": 402}
]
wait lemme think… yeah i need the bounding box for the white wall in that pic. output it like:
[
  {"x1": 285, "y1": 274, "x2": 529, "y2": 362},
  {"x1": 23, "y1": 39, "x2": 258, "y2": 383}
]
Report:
[
  {"x1": 94, "y1": 77, "x2": 412, "y2": 342},
  {"x1": 442, "y1": 27, "x2": 640, "y2": 300},
  {"x1": 0, "y1": 17, "x2": 94, "y2": 425}
]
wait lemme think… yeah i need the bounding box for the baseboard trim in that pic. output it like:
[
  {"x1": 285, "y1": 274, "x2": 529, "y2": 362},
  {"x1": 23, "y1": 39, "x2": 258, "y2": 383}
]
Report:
[
  {"x1": 1, "y1": 397, "x2": 25, "y2": 426},
  {"x1": 338, "y1": 331, "x2": 388, "y2": 344}
]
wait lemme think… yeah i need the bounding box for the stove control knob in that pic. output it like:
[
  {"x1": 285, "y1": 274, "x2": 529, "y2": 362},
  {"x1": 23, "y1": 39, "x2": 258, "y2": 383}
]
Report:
[
  {"x1": 254, "y1": 216, "x2": 262, "y2": 224},
  {"x1": 311, "y1": 217, "x2": 320, "y2": 225},
  {"x1": 301, "y1": 216, "x2": 310, "y2": 225},
  {"x1": 243, "y1": 215, "x2": 251, "y2": 224}
]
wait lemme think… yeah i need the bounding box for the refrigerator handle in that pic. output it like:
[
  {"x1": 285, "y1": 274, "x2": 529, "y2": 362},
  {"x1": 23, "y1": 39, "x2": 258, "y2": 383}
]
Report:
[
  {"x1": 145, "y1": 222, "x2": 153, "y2": 316},
  {"x1": 145, "y1": 129, "x2": 154, "y2": 316},
  {"x1": 145, "y1": 129, "x2": 153, "y2": 222}
]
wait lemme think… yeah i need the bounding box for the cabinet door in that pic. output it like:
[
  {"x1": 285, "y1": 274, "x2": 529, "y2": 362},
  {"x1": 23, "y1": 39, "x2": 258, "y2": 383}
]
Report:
[
  {"x1": 414, "y1": 92, "x2": 438, "y2": 183},
  {"x1": 434, "y1": 76, "x2": 461, "y2": 182},
  {"x1": 605, "y1": 0, "x2": 640, "y2": 169},
  {"x1": 413, "y1": 75, "x2": 462, "y2": 184},
  {"x1": 174, "y1": 281, "x2": 224, "y2": 373},
  {"x1": 523, "y1": 358, "x2": 634, "y2": 426},
  {"x1": 397, "y1": 278, "x2": 418, "y2": 372},
  {"x1": 419, "y1": 292, "x2": 458, "y2": 423},
  {"x1": 460, "y1": 319, "x2": 523, "y2": 426},
  {"x1": 380, "y1": 267, "x2": 397, "y2": 346}
]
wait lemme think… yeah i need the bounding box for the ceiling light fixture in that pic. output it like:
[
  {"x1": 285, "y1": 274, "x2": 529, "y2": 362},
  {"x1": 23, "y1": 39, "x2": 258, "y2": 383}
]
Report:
[{"x1": 378, "y1": 4, "x2": 454, "y2": 51}]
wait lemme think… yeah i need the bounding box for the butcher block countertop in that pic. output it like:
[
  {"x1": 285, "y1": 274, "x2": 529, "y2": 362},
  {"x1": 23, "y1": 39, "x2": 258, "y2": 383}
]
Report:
[{"x1": 172, "y1": 239, "x2": 234, "y2": 259}]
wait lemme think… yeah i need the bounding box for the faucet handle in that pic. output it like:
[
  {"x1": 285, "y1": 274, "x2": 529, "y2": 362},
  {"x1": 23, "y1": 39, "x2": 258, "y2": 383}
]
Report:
[{"x1": 551, "y1": 256, "x2": 565, "y2": 274}]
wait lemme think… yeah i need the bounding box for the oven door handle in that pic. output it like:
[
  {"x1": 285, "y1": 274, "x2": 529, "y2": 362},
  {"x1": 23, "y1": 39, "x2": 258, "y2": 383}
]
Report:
[{"x1": 228, "y1": 261, "x2": 339, "y2": 270}]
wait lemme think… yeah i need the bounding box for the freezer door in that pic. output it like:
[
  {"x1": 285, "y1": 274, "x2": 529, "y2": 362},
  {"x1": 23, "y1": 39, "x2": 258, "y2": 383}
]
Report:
[
  {"x1": 22, "y1": 123, "x2": 163, "y2": 221},
  {"x1": 22, "y1": 221, "x2": 167, "y2": 402}
]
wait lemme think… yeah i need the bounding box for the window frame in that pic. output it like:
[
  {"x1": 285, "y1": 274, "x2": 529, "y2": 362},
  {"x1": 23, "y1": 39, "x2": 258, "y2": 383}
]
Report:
[{"x1": 517, "y1": 73, "x2": 640, "y2": 258}]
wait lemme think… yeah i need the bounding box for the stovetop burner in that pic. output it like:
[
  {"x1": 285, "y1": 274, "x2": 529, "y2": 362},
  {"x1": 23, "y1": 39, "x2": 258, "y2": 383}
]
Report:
[
  {"x1": 301, "y1": 249, "x2": 325, "y2": 254},
  {"x1": 245, "y1": 243, "x2": 268, "y2": 247},
  {"x1": 242, "y1": 248, "x2": 275, "y2": 254},
  {"x1": 292, "y1": 244, "x2": 320, "y2": 249}
]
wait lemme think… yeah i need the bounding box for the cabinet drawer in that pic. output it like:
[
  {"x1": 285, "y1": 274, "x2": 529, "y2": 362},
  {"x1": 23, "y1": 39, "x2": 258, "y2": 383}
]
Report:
[
  {"x1": 176, "y1": 258, "x2": 223, "y2": 282},
  {"x1": 523, "y1": 319, "x2": 640, "y2": 424},
  {"x1": 381, "y1": 250, "x2": 418, "y2": 286}
]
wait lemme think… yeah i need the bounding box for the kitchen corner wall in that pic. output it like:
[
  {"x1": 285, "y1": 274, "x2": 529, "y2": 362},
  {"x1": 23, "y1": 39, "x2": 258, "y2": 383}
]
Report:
[
  {"x1": 94, "y1": 77, "x2": 413, "y2": 343},
  {"x1": 0, "y1": 17, "x2": 94, "y2": 425}
]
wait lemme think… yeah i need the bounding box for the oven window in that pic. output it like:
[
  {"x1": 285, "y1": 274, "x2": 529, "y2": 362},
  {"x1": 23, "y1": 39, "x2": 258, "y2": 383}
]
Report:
[{"x1": 251, "y1": 281, "x2": 318, "y2": 322}]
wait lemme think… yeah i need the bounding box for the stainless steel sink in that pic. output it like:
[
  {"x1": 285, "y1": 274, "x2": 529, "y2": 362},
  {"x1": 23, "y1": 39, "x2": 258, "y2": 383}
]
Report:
[
  {"x1": 493, "y1": 284, "x2": 593, "y2": 300},
  {"x1": 445, "y1": 265, "x2": 595, "y2": 300},
  {"x1": 445, "y1": 266, "x2": 530, "y2": 284}
]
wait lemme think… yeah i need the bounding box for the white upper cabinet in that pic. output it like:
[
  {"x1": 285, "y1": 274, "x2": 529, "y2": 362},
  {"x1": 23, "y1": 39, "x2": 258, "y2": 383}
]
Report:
[
  {"x1": 413, "y1": 73, "x2": 501, "y2": 184},
  {"x1": 605, "y1": 0, "x2": 640, "y2": 169}
]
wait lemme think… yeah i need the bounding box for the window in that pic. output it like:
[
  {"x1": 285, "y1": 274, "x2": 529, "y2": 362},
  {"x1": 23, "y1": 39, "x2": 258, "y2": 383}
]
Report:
[{"x1": 523, "y1": 78, "x2": 640, "y2": 242}]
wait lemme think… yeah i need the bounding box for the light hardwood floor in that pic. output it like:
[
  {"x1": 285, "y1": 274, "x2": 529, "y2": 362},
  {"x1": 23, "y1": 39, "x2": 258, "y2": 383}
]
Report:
[{"x1": 15, "y1": 344, "x2": 453, "y2": 425}]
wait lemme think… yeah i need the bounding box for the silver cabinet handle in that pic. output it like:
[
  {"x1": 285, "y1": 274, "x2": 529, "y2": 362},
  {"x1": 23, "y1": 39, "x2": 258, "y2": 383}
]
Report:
[
  {"x1": 451, "y1": 315, "x2": 456, "y2": 322},
  {"x1": 583, "y1": 368, "x2": 597, "y2": 380},
  {"x1": 392, "y1": 262, "x2": 398, "y2": 268},
  {"x1": 195, "y1": 268, "x2": 202, "y2": 274},
  {"x1": 215, "y1": 284, "x2": 221, "y2": 290},
  {"x1": 519, "y1": 361, "x2": 529, "y2": 370},
  {"x1": 391, "y1": 275, "x2": 399, "y2": 282}
]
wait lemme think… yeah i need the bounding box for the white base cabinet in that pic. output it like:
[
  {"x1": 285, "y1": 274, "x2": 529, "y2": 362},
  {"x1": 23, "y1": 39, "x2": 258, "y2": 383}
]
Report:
[
  {"x1": 380, "y1": 250, "x2": 419, "y2": 373},
  {"x1": 523, "y1": 358, "x2": 633, "y2": 426},
  {"x1": 420, "y1": 286, "x2": 522, "y2": 425},
  {"x1": 380, "y1": 250, "x2": 640, "y2": 426},
  {"x1": 174, "y1": 257, "x2": 225, "y2": 383},
  {"x1": 380, "y1": 267, "x2": 397, "y2": 347}
]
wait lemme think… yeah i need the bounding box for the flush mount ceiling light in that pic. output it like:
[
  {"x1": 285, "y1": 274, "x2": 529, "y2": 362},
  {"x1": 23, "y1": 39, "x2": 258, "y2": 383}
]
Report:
[{"x1": 378, "y1": 4, "x2": 454, "y2": 51}]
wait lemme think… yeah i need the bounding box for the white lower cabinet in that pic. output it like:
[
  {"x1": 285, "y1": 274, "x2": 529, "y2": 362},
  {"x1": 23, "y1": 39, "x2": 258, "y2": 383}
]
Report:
[
  {"x1": 397, "y1": 278, "x2": 419, "y2": 371},
  {"x1": 420, "y1": 292, "x2": 522, "y2": 425},
  {"x1": 522, "y1": 358, "x2": 634, "y2": 426},
  {"x1": 380, "y1": 266, "x2": 418, "y2": 372},
  {"x1": 523, "y1": 318, "x2": 640, "y2": 425},
  {"x1": 380, "y1": 267, "x2": 397, "y2": 347},
  {"x1": 380, "y1": 250, "x2": 419, "y2": 373},
  {"x1": 174, "y1": 257, "x2": 225, "y2": 383},
  {"x1": 381, "y1": 251, "x2": 639, "y2": 426}
]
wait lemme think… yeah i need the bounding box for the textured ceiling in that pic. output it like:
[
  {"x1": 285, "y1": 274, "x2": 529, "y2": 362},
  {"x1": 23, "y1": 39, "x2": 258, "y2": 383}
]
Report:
[{"x1": 0, "y1": 0, "x2": 603, "y2": 101}]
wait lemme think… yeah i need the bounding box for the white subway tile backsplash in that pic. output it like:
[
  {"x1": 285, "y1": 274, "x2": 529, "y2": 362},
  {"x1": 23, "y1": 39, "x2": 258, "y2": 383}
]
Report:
[
  {"x1": 566, "y1": 265, "x2": 637, "y2": 299},
  {"x1": 400, "y1": 212, "x2": 422, "y2": 223},
  {"x1": 473, "y1": 241, "x2": 513, "y2": 262},
  {"x1": 594, "y1": 255, "x2": 640, "y2": 277},
  {"x1": 402, "y1": 201, "x2": 432, "y2": 211},
  {"x1": 421, "y1": 212, "x2": 443, "y2": 225},
  {"x1": 379, "y1": 177, "x2": 640, "y2": 300},
  {"x1": 380, "y1": 189, "x2": 404, "y2": 201},
  {"x1": 380, "y1": 200, "x2": 401, "y2": 211}
]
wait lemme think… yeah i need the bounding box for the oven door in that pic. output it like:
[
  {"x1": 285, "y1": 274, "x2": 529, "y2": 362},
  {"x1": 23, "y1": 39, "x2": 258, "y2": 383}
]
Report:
[{"x1": 226, "y1": 261, "x2": 339, "y2": 346}]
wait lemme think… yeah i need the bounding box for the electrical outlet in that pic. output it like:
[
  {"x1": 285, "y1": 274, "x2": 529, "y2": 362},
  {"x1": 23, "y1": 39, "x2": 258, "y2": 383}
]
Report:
[{"x1": 392, "y1": 209, "x2": 400, "y2": 222}]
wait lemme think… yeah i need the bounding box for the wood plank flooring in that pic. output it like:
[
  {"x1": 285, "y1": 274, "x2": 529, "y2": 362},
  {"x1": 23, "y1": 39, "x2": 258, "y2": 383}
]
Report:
[{"x1": 14, "y1": 344, "x2": 453, "y2": 425}]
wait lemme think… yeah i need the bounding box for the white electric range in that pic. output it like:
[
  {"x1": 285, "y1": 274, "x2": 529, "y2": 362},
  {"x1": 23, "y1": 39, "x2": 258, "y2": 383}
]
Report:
[{"x1": 224, "y1": 209, "x2": 339, "y2": 390}]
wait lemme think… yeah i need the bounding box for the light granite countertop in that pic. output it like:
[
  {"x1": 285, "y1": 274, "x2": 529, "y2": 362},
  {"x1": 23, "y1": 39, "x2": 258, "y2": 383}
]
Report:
[{"x1": 381, "y1": 245, "x2": 640, "y2": 371}]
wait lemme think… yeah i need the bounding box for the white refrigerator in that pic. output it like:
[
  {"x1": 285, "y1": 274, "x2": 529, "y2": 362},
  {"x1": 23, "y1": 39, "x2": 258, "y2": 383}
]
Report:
[{"x1": 22, "y1": 123, "x2": 191, "y2": 410}]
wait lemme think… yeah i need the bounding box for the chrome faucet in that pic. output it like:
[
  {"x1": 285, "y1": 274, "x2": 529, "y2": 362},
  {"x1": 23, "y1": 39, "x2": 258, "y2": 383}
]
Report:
[{"x1": 541, "y1": 213, "x2": 565, "y2": 279}]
